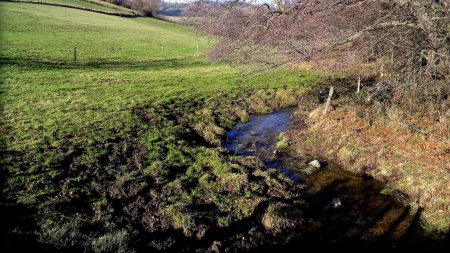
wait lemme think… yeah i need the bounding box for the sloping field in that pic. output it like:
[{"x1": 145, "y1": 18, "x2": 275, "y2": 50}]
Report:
[
  {"x1": 1, "y1": 0, "x2": 137, "y2": 15},
  {"x1": 0, "y1": 2, "x2": 319, "y2": 252}
]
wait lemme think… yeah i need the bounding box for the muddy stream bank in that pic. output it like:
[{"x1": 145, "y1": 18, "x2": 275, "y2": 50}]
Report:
[{"x1": 223, "y1": 107, "x2": 446, "y2": 251}]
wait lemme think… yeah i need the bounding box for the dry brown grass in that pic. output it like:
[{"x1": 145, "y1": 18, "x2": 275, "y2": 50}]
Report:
[{"x1": 291, "y1": 104, "x2": 450, "y2": 233}]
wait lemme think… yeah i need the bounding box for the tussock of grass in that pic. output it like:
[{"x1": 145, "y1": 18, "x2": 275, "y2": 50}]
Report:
[
  {"x1": 92, "y1": 230, "x2": 130, "y2": 253},
  {"x1": 276, "y1": 132, "x2": 291, "y2": 149},
  {"x1": 262, "y1": 202, "x2": 304, "y2": 233}
]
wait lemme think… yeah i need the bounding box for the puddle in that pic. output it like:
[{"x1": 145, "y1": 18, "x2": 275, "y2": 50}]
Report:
[{"x1": 224, "y1": 107, "x2": 441, "y2": 249}]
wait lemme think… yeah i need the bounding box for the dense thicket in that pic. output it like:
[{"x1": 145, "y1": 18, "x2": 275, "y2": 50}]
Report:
[
  {"x1": 192, "y1": 0, "x2": 450, "y2": 111},
  {"x1": 103, "y1": 0, "x2": 158, "y2": 16}
]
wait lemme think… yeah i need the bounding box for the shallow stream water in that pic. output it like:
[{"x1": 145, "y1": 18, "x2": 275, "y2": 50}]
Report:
[
  {"x1": 224, "y1": 107, "x2": 442, "y2": 250},
  {"x1": 224, "y1": 108, "x2": 296, "y2": 171}
]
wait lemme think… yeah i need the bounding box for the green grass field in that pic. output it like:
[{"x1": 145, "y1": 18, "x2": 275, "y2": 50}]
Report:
[
  {"x1": 2, "y1": 0, "x2": 137, "y2": 14},
  {"x1": 1, "y1": 2, "x2": 315, "y2": 171},
  {"x1": 0, "y1": 2, "x2": 319, "y2": 251}
]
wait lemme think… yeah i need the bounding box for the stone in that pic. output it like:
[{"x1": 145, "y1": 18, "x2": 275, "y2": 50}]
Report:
[
  {"x1": 327, "y1": 198, "x2": 342, "y2": 209},
  {"x1": 308, "y1": 160, "x2": 321, "y2": 168},
  {"x1": 209, "y1": 241, "x2": 221, "y2": 253},
  {"x1": 195, "y1": 225, "x2": 207, "y2": 240}
]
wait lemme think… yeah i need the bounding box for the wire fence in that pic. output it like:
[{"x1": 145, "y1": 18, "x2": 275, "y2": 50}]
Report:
[{"x1": 1, "y1": 45, "x2": 208, "y2": 67}]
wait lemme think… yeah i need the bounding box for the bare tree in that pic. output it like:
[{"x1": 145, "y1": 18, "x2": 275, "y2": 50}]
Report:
[
  {"x1": 102, "y1": 0, "x2": 159, "y2": 17},
  {"x1": 190, "y1": 0, "x2": 450, "y2": 110},
  {"x1": 130, "y1": 0, "x2": 159, "y2": 17}
]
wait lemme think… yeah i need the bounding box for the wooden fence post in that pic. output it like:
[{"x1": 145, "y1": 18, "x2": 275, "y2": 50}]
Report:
[
  {"x1": 391, "y1": 49, "x2": 394, "y2": 65},
  {"x1": 323, "y1": 86, "x2": 334, "y2": 115},
  {"x1": 357, "y1": 76, "x2": 361, "y2": 93},
  {"x1": 74, "y1": 47, "x2": 77, "y2": 65}
]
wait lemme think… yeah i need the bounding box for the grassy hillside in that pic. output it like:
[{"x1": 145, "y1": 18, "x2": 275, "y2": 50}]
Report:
[
  {"x1": 0, "y1": 2, "x2": 313, "y2": 160},
  {"x1": 0, "y1": 2, "x2": 319, "y2": 252},
  {"x1": 1, "y1": 0, "x2": 137, "y2": 14}
]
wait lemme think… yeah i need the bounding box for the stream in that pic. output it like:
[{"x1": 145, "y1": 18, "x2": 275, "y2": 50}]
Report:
[
  {"x1": 224, "y1": 107, "x2": 440, "y2": 250},
  {"x1": 224, "y1": 108, "x2": 296, "y2": 172}
]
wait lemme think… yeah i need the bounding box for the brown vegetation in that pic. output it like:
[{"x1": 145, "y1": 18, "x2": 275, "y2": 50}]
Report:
[
  {"x1": 192, "y1": 0, "x2": 449, "y2": 112},
  {"x1": 289, "y1": 82, "x2": 450, "y2": 233},
  {"x1": 103, "y1": 0, "x2": 159, "y2": 17},
  {"x1": 189, "y1": 0, "x2": 450, "y2": 234}
]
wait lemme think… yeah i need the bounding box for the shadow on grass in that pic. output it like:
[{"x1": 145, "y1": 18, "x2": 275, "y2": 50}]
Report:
[
  {"x1": 261, "y1": 164, "x2": 450, "y2": 252},
  {"x1": 0, "y1": 165, "x2": 59, "y2": 252},
  {"x1": 0, "y1": 56, "x2": 210, "y2": 71},
  {"x1": 131, "y1": 161, "x2": 450, "y2": 252},
  {"x1": 2, "y1": 160, "x2": 448, "y2": 252},
  {"x1": 1, "y1": 74, "x2": 448, "y2": 253}
]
